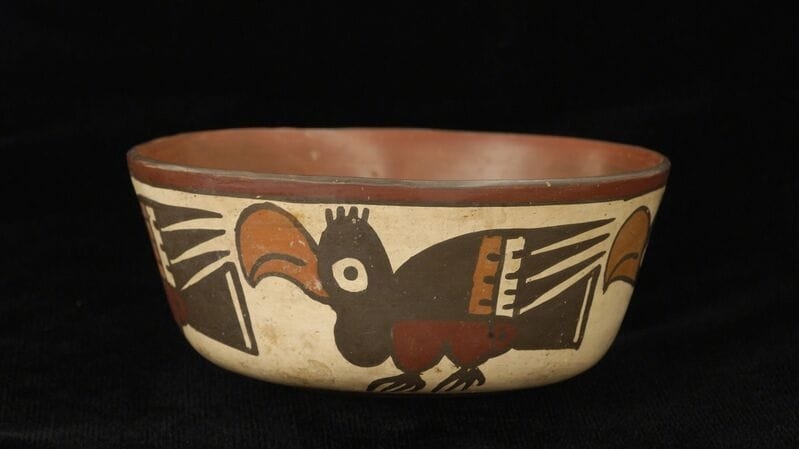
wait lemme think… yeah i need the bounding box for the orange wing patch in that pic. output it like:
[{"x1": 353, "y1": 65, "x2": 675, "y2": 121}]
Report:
[{"x1": 469, "y1": 235, "x2": 503, "y2": 315}]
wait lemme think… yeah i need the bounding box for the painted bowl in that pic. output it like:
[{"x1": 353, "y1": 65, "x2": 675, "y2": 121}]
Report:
[{"x1": 127, "y1": 127, "x2": 670, "y2": 394}]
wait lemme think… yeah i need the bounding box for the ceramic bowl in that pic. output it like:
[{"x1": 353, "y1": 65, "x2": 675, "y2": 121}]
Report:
[{"x1": 127, "y1": 127, "x2": 670, "y2": 394}]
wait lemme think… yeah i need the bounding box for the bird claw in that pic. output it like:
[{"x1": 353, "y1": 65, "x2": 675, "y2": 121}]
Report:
[
  {"x1": 366, "y1": 373, "x2": 425, "y2": 393},
  {"x1": 432, "y1": 367, "x2": 486, "y2": 393}
]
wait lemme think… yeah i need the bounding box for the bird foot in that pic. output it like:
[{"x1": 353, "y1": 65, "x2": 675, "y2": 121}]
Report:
[
  {"x1": 432, "y1": 367, "x2": 486, "y2": 393},
  {"x1": 366, "y1": 372, "x2": 426, "y2": 393}
]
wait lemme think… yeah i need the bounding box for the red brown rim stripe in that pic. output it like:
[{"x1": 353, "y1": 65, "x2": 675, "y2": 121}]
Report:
[{"x1": 128, "y1": 154, "x2": 670, "y2": 206}]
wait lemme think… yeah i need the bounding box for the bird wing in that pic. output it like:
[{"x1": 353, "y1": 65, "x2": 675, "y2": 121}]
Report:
[
  {"x1": 502, "y1": 218, "x2": 613, "y2": 317},
  {"x1": 138, "y1": 196, "x2": 258, "y2": 355},
  {"x1": 391, "y1": 218, "x2": 613, "y2": 323}
]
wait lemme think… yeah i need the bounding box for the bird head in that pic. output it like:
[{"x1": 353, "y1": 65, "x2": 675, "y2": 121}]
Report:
[
  {"x1": 236, "y1": 203, "x2": 392, "y2": 313},
  {"x1": 316, "y1": 206, "x2": 393, "y2": 310}
]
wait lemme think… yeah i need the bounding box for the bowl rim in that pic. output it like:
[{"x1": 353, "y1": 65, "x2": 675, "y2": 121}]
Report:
[{"x1": 127, "y1": 126, "x2": 671, "y2": 205}]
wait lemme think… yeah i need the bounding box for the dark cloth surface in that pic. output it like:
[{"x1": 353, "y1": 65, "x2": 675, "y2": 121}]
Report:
[{"x1": 1, "y1": 3, "x2": 797, "y2": 448}]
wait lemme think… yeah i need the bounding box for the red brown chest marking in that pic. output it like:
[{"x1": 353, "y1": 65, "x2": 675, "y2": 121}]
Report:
[{"x1": 391, "y1": 320, "x2": 517, "y2": 373}]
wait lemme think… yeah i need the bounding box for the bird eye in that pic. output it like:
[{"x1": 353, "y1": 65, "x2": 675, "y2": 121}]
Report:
[{"x1": 331, "y1": 257, "x2": 368, "y2": 293}]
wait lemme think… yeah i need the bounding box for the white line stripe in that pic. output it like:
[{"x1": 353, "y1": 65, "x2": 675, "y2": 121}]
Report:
[
  {"x1": 525, "y1": 251, "x2": 604, "y2": 283},
  {"x1": 170, "y1": 238, "x2": 226, "y2": 264},
  {"x1": 495, "y1": 236, "x2": 525, "y2": 318},
  {"x1": 573, "y1": 275, "x2": 593, "y2": 344},
  {"x1": 517, "y1": 263, "x2": 599, "y2": 315},
  {"x1": 528, "y1": 227, "x2": 610, "y2": 256},
  {"x1": 180, "y1": 258, "x2": 228, "y2": 291},
  {"x1": 160, "y1": 218, "x2": 222, "y2": 232},
  {"x1": 144, "y1": 205, "x2": 175, "y2": 287},
  {"x1": 226, "y1": 270, "x2": 252, "y2": 350}
]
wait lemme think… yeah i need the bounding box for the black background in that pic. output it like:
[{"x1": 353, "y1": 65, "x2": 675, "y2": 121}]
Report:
[{"x1": 2, "y1": 3, "x2": 797, "y2": 448}]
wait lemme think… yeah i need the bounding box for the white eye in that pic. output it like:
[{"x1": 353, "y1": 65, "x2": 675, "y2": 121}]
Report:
[{"x1": 331, "y1": 257, "x2": 368, "y2": 293}]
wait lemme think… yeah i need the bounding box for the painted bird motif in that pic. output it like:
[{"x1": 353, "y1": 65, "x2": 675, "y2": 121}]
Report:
[{"x1": 236, "y1": 203, "x2": 650, "y2": 393}]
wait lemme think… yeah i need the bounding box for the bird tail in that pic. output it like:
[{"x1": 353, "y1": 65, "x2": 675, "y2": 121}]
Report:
[{"x1": 510, "y1": 266, "x2": 600, "y2": 350}]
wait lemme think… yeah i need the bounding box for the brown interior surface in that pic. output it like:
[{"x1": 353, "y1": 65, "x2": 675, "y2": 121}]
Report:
[{"x1": 132, "y1": 128, "x2": 667, "y2": 182}]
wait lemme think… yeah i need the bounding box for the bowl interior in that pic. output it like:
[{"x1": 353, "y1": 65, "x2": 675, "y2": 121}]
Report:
[{"x1": 131, "y1": 128, "x2": 667, "y2": 182}]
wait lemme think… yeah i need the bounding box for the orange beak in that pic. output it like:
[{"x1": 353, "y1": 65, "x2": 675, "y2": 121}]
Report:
[{"x1": 236, "y1": 203, "x2": 328, "y2": 300}]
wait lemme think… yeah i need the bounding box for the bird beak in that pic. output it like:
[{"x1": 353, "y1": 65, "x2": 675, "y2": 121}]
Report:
[{"x1": 236, "y1": 203, "x2": 328, "y2": 300}]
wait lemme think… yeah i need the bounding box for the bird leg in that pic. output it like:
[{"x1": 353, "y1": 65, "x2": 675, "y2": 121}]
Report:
[
  {"x1": 431, "y1": 367, "x2": 486, "y2": 393},
  {"x1": 366, "y1": 372, "x2": 425, "y2": 393}
]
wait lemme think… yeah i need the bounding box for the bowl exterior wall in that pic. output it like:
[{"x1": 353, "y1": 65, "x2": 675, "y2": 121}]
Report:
[{"x1": 131, "y1": 176, "x2": 665, "y2": 393}]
